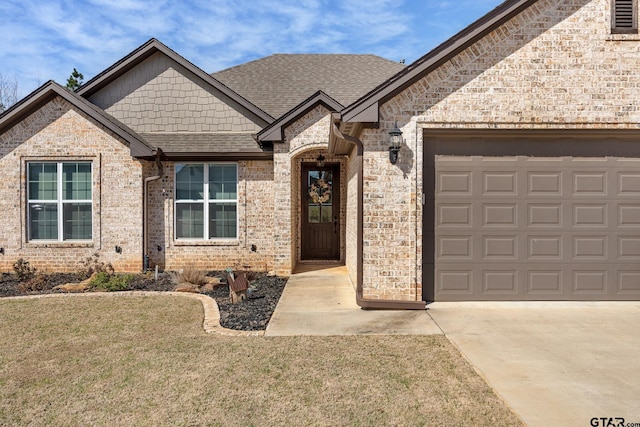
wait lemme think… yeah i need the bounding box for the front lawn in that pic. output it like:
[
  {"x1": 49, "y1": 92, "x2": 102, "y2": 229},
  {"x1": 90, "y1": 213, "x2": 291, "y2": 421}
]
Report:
[{"x1": 0, "y1": 296, "x2": 522, "y2": 426}]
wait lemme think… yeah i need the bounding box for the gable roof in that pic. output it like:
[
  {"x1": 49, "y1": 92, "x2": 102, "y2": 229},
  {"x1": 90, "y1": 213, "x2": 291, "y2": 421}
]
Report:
[
  {"x1": 77, "y1": 38, "x2": 273, "y2": 126},
  {"x1": 341, "y1": 0, "x2": 538, "y2": 123},
  {"x1": 213, "y1": 54, "x2": 405, "y2": 119},
  {"x1": 257, "y1": 91, "x2": 343, "y2": 144},
  {"x1": 0, "y1": 80, "x2": 155, "y2": 158}
]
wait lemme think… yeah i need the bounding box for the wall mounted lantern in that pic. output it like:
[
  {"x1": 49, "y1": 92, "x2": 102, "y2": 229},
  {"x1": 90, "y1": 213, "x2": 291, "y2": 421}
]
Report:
[
  {"x1": 0, "y1": 247, "x2": 4, "y2": 255},
  {"x1": 115, "y1": 245, "x2": 122, "y2": 254},
  {"x1": 316, "y1": 154, "x2": 326, "y2": 168},
  {"x1": 388, "y1": 122, "x2": 403, "y2": 164}
]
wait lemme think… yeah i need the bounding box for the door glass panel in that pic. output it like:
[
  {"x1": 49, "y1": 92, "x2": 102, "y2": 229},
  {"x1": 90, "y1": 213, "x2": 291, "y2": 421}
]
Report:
[{"x1": 308, "y1": 170, "x2": 333, "y2": 223}]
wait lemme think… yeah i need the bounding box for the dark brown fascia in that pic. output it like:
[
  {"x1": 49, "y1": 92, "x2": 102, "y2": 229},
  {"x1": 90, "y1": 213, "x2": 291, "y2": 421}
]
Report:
[
  {"x1": 0, "y1": 80, "x2": 155, "y2": 158},
  {"x1": 160, "y1": 151, "x2": 274, "y2": 161},
  {"x1": 257, "y1": 91, "x2": 343, "y2": 143},
  {"x1": 77, "y1": 38, "x2": 274, "y2": 127},
  {"x1": 340, "y1": 0, "x2": 538, "y2": 124}
]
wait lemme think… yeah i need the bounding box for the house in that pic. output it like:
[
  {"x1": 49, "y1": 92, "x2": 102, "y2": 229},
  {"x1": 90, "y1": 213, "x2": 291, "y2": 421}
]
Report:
[{"x1": 1, "y1": 0, "x2": 640, "y2": 306}]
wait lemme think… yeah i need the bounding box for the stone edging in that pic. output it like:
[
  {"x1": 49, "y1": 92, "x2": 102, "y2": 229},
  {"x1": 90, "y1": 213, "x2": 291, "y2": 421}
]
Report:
[{"x1": 1, "y1": 291, "x2": 265, "y2": 337}]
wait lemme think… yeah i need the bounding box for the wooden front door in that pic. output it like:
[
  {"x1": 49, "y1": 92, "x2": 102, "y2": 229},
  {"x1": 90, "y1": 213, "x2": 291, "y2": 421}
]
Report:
[{"x1": 301, "y1": 163, "x2": 340, "y2": 260}]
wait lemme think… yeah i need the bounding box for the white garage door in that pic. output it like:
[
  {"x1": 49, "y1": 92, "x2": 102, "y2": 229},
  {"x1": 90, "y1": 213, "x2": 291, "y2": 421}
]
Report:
[{"x1": 433, "y1": 154, "x2": 640, "y2": 301}]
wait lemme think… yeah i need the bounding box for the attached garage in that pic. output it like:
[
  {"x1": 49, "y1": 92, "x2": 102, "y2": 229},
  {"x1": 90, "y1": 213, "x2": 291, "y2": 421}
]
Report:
[{"x1": 423, "y1": 132, "x2": 640, "y2": 301}]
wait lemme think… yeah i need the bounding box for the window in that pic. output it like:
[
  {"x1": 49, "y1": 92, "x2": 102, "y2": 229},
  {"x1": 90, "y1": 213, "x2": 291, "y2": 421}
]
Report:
[
  {"x1": 175, "y1": 163, "x2": 237, "y2": 239},
  {"x1": 613, "y1": 0, "x2": 637, "y2": 33},
  {"x1": 27, "y1": 162, "x2": 92, "y2": 241}
]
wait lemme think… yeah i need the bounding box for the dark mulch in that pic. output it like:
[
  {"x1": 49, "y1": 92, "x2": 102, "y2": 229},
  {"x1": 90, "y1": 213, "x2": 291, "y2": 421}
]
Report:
[
  {"x1": 0, "y1": 271, "x2": 287, "y2": 332},
  {"x1": 203, "y1": 274, "x2": 287, "y2": 331}
]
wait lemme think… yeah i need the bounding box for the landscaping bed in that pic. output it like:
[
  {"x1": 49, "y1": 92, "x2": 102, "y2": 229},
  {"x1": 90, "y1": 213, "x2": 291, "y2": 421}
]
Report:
[{"x1": 0, "y1": 269, "x2": 287, "y2": 332}]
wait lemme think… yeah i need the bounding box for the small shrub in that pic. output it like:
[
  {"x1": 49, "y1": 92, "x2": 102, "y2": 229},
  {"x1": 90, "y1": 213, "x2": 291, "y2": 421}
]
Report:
[
  {"x1": 78, "y1": 253, "x2": 114, "y2": 279},
  {"x1": 17, "y1": 274, "x2": 50, "y2": 293},
  {"x1": 13, "y1": 258, "x2": 37, "y2": 281},
  {"x1": 169, "y1": 265, "x2": 207, "y2": 286},
  {"x1": 90, "y1": 272, "x2": 133, "y2": 292}
]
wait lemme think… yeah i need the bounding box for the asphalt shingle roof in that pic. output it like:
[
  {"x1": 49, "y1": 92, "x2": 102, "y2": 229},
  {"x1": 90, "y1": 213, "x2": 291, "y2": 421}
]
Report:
[
  {"x1": 141, "y1": 133, "x2": 262, "y2": 154},
  {"x1": 213, "y1": 54, "x2": 405, "y2": 119}
]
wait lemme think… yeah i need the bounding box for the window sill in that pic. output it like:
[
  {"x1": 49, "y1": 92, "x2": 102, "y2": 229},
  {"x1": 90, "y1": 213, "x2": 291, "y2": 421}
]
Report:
[
  {"x1": 26, "y1": 241, "x2": 94, "y2": 248},
  {"x1": 607, "y1": 33, "x2": 640, "y2": 41},
  {"x1": 173, "y1": 240, "x2": 240, "y2": 247}
]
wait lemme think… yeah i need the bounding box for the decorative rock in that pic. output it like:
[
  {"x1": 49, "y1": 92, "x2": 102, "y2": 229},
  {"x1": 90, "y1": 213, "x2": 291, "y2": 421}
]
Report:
[
  {"x1": 174, "y1": 283, "x2": 201, "y2": 293},
  {"x1": 53, "y1": 282, "x2": 90, "y2": 293},
  {"x1": 200, "y1": 283, "x2": 215, "y2": 293},
  {"x1": 205, "y1": 276, "x2": 224, "y2": 286},
  {"x1": 267, "y1": 271, "x2": 276, "y2": 277}
]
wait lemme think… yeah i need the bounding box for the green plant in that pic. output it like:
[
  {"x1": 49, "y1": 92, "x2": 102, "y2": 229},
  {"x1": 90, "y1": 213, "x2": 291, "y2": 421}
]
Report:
[
  {"x1": 78, "y1": 253, "x2": 114, "y2": 279},
  {"x1": 90, "y1": 272, "x2": 133, "y2": 292},
  {"x1": 13, "y1": 258, "x2": 37, "y2": 281}
]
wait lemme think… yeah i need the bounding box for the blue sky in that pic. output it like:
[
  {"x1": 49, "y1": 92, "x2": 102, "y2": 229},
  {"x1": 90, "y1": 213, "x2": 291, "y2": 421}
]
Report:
[{"x1": 1, "y1": 0, "x2": 503, "y2": 98}]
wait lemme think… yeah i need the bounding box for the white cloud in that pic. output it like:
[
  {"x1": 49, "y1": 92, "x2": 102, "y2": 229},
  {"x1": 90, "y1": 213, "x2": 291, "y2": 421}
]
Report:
[{"x1": 0, "y1": 0, "x2": 503, "y2": 97}]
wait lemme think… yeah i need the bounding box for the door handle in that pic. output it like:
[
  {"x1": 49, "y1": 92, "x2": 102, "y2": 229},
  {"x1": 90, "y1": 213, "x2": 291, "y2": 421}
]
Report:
[{"x1": 334, "y1": 217, "x2": 338, "y2": 234}]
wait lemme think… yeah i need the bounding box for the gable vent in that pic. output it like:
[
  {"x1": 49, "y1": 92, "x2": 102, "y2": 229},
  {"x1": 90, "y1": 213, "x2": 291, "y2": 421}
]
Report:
[{"x1": 613, "y1": 0, "x2": 637, "y2": 32}]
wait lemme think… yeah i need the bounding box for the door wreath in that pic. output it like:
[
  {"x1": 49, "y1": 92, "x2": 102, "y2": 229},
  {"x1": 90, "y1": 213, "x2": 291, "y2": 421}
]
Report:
[{"x1": 309, "y1": 178, "x2": 331, "y2": 204}]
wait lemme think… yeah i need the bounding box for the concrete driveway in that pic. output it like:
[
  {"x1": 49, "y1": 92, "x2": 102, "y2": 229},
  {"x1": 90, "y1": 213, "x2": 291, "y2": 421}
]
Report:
[{"x1": 427, "y1": 302, "x2": 640, "y2": 427}]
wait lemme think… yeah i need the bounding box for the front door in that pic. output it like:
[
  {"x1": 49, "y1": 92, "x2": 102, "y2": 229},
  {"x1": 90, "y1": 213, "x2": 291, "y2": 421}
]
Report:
[{"x1": 301, "y1": 163, "x2": 340, "y2": 260}]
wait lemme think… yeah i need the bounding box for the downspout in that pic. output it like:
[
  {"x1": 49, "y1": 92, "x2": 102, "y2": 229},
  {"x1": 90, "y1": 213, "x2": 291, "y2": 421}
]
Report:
[
  {"x1": 143, "y1": 150, "x2": 164, "y2": 272},
  {"x1": 332, "y1": 120, "x2": 425, "y2": 310}
]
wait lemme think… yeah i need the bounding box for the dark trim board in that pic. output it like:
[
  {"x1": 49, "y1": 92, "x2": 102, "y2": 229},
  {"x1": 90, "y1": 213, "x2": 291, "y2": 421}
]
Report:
[{"x1": 422, "y1": 129, "x2": 640, "y2": 302}]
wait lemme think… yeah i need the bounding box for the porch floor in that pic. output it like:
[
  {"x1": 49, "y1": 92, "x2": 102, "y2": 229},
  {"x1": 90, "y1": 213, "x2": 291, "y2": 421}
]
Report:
[{"x1": 264, "y1": 264, "x2": 440, "y2": 336}]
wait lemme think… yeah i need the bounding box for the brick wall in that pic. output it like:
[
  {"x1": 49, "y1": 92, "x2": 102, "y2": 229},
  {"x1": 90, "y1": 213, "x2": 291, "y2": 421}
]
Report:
[
  {"x1": 345, "y1": 148, "x2": 359, "y2": 288},
  {"x1": 361, "y1": 0, "x2": 640, "y2": 300},
  {"x1": 0, "y1": 97, "x2": 145, "y2": 273},
  {"x1": 145, "y1": 160, "x2": 275, "y2": 273}
]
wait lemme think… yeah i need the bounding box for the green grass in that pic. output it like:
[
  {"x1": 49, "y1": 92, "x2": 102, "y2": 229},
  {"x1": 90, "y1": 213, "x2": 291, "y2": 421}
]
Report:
[{"x1": 0, "y1": 296, "x2": 522, "y2": 426}]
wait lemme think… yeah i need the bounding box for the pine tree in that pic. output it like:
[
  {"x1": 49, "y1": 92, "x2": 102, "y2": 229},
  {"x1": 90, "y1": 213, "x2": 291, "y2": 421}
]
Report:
[{"x1": 66, "y1": 68, "x2": 84, "y2": 91}]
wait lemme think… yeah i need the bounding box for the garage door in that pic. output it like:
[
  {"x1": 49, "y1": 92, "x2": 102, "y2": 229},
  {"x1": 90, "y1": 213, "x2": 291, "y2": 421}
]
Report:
[{"x1": 423, "y1": 134, "x2": 640, "y2": 301}]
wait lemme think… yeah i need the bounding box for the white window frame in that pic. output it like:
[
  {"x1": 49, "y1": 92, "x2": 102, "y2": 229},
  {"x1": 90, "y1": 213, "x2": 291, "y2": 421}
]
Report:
[
  {"x1": 174, "y1": 162, "x2": 239, "y2": 240},
  {"x1": 27, "y1": 161, "x2": 93, "y2": 242}
]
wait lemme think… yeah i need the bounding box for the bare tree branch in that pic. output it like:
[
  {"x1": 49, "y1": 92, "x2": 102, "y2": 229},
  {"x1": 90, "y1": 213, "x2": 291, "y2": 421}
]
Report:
[{"x1": 0, "y1": 72, "x2": 19, "y2": 113}]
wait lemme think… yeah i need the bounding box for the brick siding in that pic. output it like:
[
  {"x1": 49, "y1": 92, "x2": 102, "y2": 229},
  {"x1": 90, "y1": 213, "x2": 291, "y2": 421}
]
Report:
[
  {"x1": 361, "y1": 0, "x2": 640, "y2": 300},
  {"x1": 0, "y1": 97, "x2": 144, "y2": 272}
]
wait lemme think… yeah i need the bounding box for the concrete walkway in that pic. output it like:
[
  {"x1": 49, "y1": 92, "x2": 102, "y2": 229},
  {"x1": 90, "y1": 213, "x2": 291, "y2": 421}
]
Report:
[
  {"x1": 265, "y1": 264, "x2": 440, "y2": 336},
  {"x1": 428, "y1": 302, "x2": 640, "y2": 427}
]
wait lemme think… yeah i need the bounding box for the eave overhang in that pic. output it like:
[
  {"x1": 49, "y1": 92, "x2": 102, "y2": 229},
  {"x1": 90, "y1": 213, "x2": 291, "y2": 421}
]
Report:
[
  {"x1": 0, "y1": 80, "x2": 155, "y2": 158},
  {"x1": 341, "y1": 0, "x2": 538, "y2": 124}
]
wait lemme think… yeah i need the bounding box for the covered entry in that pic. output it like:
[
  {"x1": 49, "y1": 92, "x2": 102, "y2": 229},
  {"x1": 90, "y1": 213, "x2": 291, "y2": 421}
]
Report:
[{"x1": 423, "y1": 131, "x2": 640, "y2": 301}]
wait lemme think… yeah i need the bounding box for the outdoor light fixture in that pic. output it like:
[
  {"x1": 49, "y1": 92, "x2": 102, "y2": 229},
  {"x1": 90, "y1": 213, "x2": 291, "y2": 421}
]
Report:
[
  {"x1": 388, "y1": 122, "x2": 403, "y2": 165},
  {"x1": 115, "y1": 245, "x2": 122, "y2": 254},
  {"x1": 316, "y1": 154, "x2": 326, "y2": 168},
  {"x1": 0, "y1": 247, "x2": 4, "y2": 255}
]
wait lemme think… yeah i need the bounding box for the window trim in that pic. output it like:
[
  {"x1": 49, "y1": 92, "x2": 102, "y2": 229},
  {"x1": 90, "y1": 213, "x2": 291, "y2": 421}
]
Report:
[
  {"x1": 612, "y1": 0, "x2": 638, "y2": 34},
  {"x1": 174, "y1": 162, "x2": 239, "y2": 241},
  {"x1": 27, "y1": 161, "x2": 93, "y2": 242}
]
